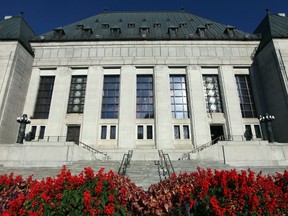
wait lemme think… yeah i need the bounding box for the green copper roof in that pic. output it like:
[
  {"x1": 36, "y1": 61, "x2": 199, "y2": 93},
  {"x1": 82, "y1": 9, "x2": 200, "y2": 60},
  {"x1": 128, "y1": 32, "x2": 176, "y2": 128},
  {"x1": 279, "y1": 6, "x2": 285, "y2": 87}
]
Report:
[
  {"x1": 34, "y1": 11, "x2": 259, "y2": 42},
  {"x1": 0, "y1": 16, "x2": 36, "y2": 54},
  {"x1": 254, "y1": 13, "x2": 288, "y2": 52},
  {"x1": 254, "y1": 13, "x2": 288, "y2": 38}
]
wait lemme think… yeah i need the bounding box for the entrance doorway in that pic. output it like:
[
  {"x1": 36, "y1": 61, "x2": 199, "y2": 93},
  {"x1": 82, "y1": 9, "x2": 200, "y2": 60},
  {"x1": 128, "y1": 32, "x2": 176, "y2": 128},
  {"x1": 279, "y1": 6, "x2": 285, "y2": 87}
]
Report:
[
  {"x1": 210, "y1": 125, "x2": 224, "y2": 144},
  {"x1": 66, "y1": 125, "x2": 80, "y2": 144}
]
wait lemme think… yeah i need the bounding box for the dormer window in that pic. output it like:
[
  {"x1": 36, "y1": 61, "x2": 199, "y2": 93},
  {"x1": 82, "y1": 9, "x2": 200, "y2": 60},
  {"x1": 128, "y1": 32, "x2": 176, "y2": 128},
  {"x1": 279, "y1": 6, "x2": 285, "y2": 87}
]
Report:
[
  {"x1": 168, "y1": 26, "x2": 178, "y2": 37},
  {"x1": 139, "y1": 26, "x2": 149, "y2": 37},
  {"x1": 110, "y1": 26, "x2": 121, "y2": 36},
  {"x1": 224, "y1": 26, "x2": 236, "y2": 37},
  {"x1": 196, "y1": 26, "x2": 206, "y2": 37},
  {"x1": 102, "y1": 23, "x2": 109, "y2": 29},
  {"x1": 76, "y1": 24, "x2": 84, "y2": 29},
  {"x1": 153, "y1": 22, "x2": 161, "y2": 28},
  {"x1": 128, "y1": 23, "x2": 135, "y2": 28},
  {"x1": 82, "y1": 26, "x2": 93, "y2": 38},
  {"x1": 53, "y1": 27, "x2": 65, "y2": 39},
  {"x1": 205, "y1": 23, "x2": 212, "y2": 29},
  {"x1": 179, "y1": 22, "x2": 187, "y2": 28}
]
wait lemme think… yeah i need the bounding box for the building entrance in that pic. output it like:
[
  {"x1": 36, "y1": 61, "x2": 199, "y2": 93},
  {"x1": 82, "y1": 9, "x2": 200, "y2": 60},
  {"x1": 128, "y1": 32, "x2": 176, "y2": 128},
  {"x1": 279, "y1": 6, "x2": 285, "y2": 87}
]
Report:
[
  {"x1": 210, "y1": 125, "x2": 224, "y2": 144},
  {"x1": 66, "y1": 125, "x2": 80, "y2": 144}
]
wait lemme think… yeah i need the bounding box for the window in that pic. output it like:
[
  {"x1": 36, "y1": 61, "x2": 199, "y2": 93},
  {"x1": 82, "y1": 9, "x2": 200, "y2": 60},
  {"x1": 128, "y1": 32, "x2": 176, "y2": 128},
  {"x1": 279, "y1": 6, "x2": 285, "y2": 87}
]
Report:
[
  {"x1": 196, "y1": 26, "x2": 206, "y2": 37},
  {"x1": 110, "y1": 27, "x2": 121, "y2": 36},
  {"x1": 101, "y1": 125, "x2": 117, "y2": 140},
  {"x1": 174, "y1": 125, "x2": 180, "y2": 139},
  {"x1": 244, "y1": 125, "x2": 253, "y2": 141},
  {"x1": 170, "y1": 75, "x2": 189, "y2": 118},
  {"x1": 203, "y1": 75, "x2": 223, "y2": 113},
  {"x1": 183, "y1": 125, "x2": 190, "y2": 139},
  {"x1": 137, "y1": 125, "x2": 153, "y2": 139},
  {"x1": 110, "y1": 126, "x2": 116, "y2": 139},
  {"x1": 235, "y1": 75, "x2": 257, "y2": 118},
  {"x1": 101, "y1": 126, "x2": 107, "y2": 139},
  {"x1": 153, "y1": 23, "x2": 161, "y2": 28},
  {"x1": 33, "y1": 76, "x2": 55, "y2": 119},
  {"x1": 39, "y1": 126, "x2": 45, "y2": 139},
  {"x1": 137, "y1": 126, "x2": 144, "y2": 139},
  {"x1": 254, "y1": 125, "x2": 261, "y2": 138},
  {"x1": 31, "y1": 126, "x2": 37, "y2": 140},
  {"x1": 174, "y1": 125, "x2": 190, "y2": 140},
  {"x1": 147, "y1": 126, "x2": 153, "y2": 139},
  {"x1": 137, "y1": 75, "x2": 154, "y2": 118},
  {"x1": 139, "y1": 27, "x2": 149, "y2": 38},
  {"x1": 101, "y1": 75, "x2": 120, "y2": 119},
  {"x1": 128, "y1": 23, "x2": 135, "y2": 28},
  {"x1": 67, "y1": 76, "x2": 87, "y2": 113},
  {"x1": 102, "y1": 23, "x2": 109, "y2": 29},
  {"x1": 168, "y1": 27, "x2": 178, "y2": 37}
]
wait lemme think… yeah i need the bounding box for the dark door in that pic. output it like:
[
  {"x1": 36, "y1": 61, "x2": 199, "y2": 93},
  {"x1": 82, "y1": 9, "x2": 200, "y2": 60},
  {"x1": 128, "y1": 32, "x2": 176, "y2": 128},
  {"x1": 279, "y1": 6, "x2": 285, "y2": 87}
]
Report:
[
  {"x1": 66, "y1": 125, "x2": 80, "y2": 144},
  {"x1": 210, "y1": 125, "x2": 224, "y2": 144}
]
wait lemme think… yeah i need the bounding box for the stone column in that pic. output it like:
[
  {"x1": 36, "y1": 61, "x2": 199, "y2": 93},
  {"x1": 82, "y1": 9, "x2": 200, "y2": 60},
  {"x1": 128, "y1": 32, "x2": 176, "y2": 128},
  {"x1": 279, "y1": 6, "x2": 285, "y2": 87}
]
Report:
[
  {"x1": 118, "y1": 66, "x2": 136, "y2": 149},
  {"x1": 46, "y1": 67, "x2": 71, "y2": 137},
  {"x1": 154, "y1": 65, "x2": 173, "y2": 149},
  {"x1": 219, "y1": 65, "x2": 243, "y2": 139},
  {"x1": 187, "y1": 66, "x2": 210, "y2": 147},
  {"x1": 81, "y1": 66, "x2": 103, "y2": 146}
]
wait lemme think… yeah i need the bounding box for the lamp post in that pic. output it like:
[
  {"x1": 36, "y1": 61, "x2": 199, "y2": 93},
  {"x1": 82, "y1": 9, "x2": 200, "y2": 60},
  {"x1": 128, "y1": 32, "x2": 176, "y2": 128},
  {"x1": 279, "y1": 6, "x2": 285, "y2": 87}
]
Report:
[
  {"x1": 258, "y1": 113, "x2": 275, "y2": 143},
  {"x1": 16, "y1": 114, "x2": 31, "y2": 144}
]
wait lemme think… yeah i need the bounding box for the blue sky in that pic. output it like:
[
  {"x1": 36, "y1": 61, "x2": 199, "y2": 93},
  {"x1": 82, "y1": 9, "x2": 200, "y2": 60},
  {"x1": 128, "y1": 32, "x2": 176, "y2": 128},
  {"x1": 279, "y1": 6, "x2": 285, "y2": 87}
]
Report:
[{"x1": 1, "y1": 0, "x2": 287, "y2": 34}]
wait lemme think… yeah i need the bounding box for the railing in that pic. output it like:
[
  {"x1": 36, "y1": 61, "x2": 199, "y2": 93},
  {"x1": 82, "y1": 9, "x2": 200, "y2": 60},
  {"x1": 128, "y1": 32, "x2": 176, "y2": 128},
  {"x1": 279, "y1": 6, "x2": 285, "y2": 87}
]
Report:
[
  {"x1": 79, "y1": 141, "x2": 108, "y2": 160},
  {"x1": 25, "y1": 136, "x2": 67, "y2": 142},
  {"x1": 181, "y1": 136, "x2": 224, "y2": 160},
  {"x1": 157, "y1": 150, "x2": 175, "y2": 179},
  {"x1": 118, "y1": 150, "x2": 133, "y2": 176}
]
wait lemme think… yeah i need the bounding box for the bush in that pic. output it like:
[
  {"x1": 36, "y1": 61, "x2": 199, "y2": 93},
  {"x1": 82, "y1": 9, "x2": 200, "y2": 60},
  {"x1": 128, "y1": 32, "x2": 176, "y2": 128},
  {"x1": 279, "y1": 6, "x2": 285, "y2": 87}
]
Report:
[{"x1": 0, "y1": 166, "x2": 287, "y2": 215}]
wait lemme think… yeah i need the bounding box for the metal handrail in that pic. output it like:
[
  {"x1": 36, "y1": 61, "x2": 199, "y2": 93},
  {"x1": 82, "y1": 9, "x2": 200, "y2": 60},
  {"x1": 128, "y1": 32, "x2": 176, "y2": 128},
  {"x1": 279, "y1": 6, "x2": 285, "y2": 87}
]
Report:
[
  {"x1": 118, "y1": 150, "x2": 133, "y2": 176},
  {"x1": 158, "y1": 150, "x2": 175, "y2": 178},
  {"x1": 79, "y1": 141, "x2": 108, "y2": 160},
  {"x1": 182, "y1": 136, "x2": 224, "y2": 160}
]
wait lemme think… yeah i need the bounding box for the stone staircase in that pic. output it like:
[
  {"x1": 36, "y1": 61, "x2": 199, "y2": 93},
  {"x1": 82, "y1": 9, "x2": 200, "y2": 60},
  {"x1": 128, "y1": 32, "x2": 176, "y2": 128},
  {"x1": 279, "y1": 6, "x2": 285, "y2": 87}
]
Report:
[{"x1": 0, "y1": 159, "x2": 287, "y2": 191}]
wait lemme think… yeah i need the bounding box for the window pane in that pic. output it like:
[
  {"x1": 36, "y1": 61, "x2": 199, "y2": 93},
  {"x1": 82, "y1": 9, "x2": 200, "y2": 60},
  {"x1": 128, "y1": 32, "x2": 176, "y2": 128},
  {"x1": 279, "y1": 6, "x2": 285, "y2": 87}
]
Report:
[
  {"x1": 137, "y1": 126, "x2": 143, "y2": 139},
  {"x1": 67, "y1": 75, "x2": 87, "y2": 113},
  {"x1": 101, "y1": 75, "x2": 120, "y2": 119},
  {"x1": 236, "y1": 75, "x2": 257, "y2": 118},
  {"x1": 33, "y1": 77, "x2": 55, "y2": 119},
  {"x1": 254, "y1": 125, "x2": 261, "y2": 138},
  {"x1": 170, "y1": 75, "x2": 189, "y2": 119},
  {"x1": 101, "y1": 126, "x2": 107, "y2": 139},
  {"x1": 39, "y1": 126, "x2": 46, "y2": 139},
  {"x1": 147, "y1": 126, "x2": 153, "y2": 139},
  {"x1": 183, "y1": 125, "x2": 190, "y2": 139},
  {"x1": 203, "y1": 75, "x2": 223, "y2": 113},
  {"x1": 174, "y1": 125, "x2": 180, "y2": 139},
  {"x1": 110, "y1": 126, "x2": 116, "y2": 139},
  {"x1": 136, "y1": 75, "x2": 154, "y2": 119}
]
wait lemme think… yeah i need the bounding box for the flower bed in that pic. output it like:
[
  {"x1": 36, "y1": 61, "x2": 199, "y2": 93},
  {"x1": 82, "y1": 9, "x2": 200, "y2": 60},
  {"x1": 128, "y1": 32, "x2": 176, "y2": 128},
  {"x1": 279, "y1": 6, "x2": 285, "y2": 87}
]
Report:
[{"x1": 0, "y1": 167, "x2": 287, "y2": 215}]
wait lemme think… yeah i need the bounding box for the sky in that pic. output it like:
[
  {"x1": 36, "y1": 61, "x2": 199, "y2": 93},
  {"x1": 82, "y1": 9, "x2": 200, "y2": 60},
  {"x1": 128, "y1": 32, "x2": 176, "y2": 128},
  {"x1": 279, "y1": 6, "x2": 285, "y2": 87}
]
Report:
[{"x1": 1, "y1": 0, "x2": 287, "y2": 35}]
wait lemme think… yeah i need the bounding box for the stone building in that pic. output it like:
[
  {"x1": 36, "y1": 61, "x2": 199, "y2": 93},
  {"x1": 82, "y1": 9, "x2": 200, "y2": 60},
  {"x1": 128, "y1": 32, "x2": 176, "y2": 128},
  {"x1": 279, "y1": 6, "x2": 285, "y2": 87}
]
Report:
[{"x1": 0, "y1": 11, "x2": 287, "y2": 165}]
